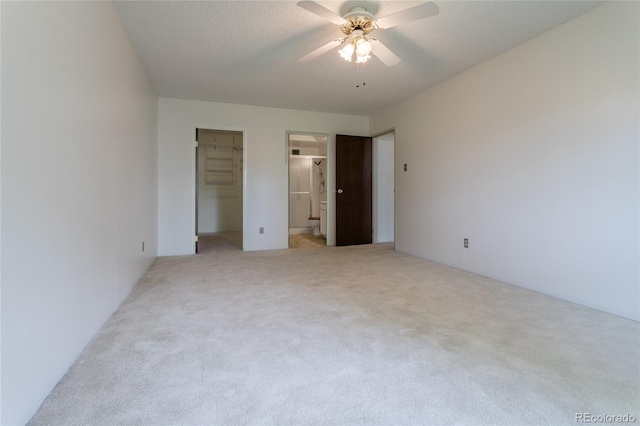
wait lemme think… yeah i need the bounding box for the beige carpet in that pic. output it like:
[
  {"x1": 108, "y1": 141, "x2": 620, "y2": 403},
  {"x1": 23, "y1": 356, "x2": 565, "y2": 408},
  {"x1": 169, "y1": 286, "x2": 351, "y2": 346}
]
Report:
[
  {"x1": 289, "y1": 233, "x2": 327, "y2": 249},
  {"x1": 199, "y1": 232, "x2": 243, "y2": 251},
  {"x1": 28, "y1": 237, "x2": 639, "y2": 425}
]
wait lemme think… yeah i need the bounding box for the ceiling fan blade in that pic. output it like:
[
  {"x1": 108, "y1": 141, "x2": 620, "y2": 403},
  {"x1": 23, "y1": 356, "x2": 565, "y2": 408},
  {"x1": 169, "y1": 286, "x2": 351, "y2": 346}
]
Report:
[
  {"x1": 375, "y1": 2, "x2": 439, "y2": 29},
  {"x1": 299, "y1": 39, "x2": 343, "y2": 63},
  {"x1": 372, "y1": 40, "x2": 401, "y2": 67},
  {"x1": 297, "y1": 1, "x2": 346, "y2": 25}
]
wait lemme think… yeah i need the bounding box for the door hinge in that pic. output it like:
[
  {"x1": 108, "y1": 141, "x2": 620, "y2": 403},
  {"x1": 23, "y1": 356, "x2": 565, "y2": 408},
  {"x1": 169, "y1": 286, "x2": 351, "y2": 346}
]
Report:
[
  {"x1": 194, "y1": 235, "x2": 199, "y2": 242},
  {"x1": 195, "y1": 141, "x2": 199, "y2": 148}
]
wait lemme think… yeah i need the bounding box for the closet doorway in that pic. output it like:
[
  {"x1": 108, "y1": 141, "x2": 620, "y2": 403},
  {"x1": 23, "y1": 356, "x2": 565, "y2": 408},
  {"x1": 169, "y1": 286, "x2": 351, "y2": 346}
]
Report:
[{"x1": 195, "y1": 128, "x2": 244, "y2": 252}]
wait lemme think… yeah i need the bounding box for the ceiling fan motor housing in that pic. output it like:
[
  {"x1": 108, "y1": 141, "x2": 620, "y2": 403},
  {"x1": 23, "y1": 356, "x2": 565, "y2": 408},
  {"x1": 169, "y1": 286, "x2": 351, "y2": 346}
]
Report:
[{"x1": 340, "y1": 7, "x2": 378, "y2": 36}]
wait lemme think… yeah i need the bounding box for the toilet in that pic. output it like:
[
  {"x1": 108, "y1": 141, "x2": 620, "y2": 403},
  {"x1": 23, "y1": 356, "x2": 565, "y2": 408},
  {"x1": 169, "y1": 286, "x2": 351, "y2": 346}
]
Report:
[{"x1": 308, "y1": 217, "x2": 321, "y2": 236}]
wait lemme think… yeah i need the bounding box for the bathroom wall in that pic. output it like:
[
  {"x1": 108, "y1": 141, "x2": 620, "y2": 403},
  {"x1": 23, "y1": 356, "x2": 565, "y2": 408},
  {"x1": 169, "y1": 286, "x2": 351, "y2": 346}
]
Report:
[
  {"x1": 310, "y1": 158, "x2": 327, "y2": 218},
  {"x1": 290, "y1": 146, "x2": 326, "y2": 156}
]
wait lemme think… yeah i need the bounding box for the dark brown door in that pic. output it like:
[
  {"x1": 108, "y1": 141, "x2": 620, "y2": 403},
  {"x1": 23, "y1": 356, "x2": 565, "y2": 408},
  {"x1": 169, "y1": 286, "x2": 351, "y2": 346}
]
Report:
[{"x1": 336, "y1": 134, "x2": 373, "y2": 246}]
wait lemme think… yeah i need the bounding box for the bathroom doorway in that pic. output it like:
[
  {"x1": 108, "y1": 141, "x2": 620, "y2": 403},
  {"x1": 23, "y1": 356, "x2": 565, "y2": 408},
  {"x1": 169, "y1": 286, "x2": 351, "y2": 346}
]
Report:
[
  {"x1": 288, "y1": 133, "x2": 328, "y2": 248},
  {"x1": 195, "y1": 128, "x2": 244, "y2": 252}
]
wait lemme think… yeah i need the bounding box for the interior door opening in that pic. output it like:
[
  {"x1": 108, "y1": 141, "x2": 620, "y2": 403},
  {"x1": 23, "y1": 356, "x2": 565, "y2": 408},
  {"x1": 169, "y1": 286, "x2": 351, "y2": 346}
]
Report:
[
  {"x1": 373, "y1": 131, "x2": 395, "y2": 246},
  {"x1": 288, "y1": 133, "x2": 328, "y2": 249},
  {"x1": 195, "y1": 128, "x2": 244, "y2": 252}
]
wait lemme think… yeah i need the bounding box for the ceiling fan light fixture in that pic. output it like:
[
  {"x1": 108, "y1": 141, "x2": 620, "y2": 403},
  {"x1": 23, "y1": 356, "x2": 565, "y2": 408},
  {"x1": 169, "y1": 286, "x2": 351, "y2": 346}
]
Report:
[
  {"x1": 339, "y1": 33, "x2": 372, "y2": 64},
  {"x1": 339, "y1": 43, "x2": 355, "y2": 61},
  {"x1": 355, "y1": 38, "x2": 372, "y2": 57}
]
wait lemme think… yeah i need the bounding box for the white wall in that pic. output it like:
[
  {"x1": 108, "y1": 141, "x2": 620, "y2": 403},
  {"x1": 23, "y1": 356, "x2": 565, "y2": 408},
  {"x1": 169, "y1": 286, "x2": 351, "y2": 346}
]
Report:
[
  {"x1": 158, "y1": 97, "x2": 369, "y2": 254},
  {"x1": 373, "y1": 132, "x2": 395, "y2": 243},
  {"x1": 1, "y1": 2, "x2": 158, "y2": 424},
  {"x1": 370, "y1": 2, "x2": 639, "y2": 321}
]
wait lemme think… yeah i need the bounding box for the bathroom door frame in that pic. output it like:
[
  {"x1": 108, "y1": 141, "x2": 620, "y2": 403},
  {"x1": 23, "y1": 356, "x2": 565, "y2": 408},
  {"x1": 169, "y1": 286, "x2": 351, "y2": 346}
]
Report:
[{"x1": 286, "y1": 131, "x2": 330, "y2": 247}]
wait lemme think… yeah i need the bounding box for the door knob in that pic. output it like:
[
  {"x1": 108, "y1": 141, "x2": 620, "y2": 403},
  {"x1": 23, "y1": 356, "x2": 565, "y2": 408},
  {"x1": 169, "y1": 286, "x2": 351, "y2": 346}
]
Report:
[{"x1": 337, "y1": 189, "x2": 343, "y2": 194}]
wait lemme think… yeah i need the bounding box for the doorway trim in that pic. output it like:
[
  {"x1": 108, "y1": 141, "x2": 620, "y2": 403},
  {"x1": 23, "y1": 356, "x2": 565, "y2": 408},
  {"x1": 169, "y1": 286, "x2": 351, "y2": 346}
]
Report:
[{"x1": 193, "y1": 125, "x2": 247, "y2": 252}]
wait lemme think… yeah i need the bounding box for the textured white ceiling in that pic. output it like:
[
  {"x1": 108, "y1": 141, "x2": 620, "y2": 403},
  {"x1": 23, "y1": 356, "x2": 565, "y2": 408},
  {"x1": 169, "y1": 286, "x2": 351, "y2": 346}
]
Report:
[{"x1": 115, "y1": 1, "x2": 604, "y2": 116}]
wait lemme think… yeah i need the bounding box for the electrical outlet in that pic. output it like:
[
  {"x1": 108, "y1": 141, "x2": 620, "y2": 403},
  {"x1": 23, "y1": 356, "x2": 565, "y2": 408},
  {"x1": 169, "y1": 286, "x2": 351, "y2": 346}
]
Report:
[
  {"x1": 404, "y1": 164, "x2": 407, "y2": 172},
  {"x1": 259, "y1": 227, "x2": 264, "y2": 234},
  {"x1": 464, "y1": 238, "x2": 469, "y2": 248}
]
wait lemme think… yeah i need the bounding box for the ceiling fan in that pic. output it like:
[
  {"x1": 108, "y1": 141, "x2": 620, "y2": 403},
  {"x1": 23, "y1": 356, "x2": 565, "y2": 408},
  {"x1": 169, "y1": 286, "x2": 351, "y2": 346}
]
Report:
[{"x1": 297, "y1": 1, "x2": 439, "y2": 67}]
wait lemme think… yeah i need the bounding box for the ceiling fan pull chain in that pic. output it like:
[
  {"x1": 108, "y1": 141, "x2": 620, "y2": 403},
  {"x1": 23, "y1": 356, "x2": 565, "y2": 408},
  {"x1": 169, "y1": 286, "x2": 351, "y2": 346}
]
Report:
[
  {"x1": 362, "y1": 61, "x2": 366, "y2": 87},
  {"x1": 355, "y1": 62, "x2": 366, "y2": 88}
]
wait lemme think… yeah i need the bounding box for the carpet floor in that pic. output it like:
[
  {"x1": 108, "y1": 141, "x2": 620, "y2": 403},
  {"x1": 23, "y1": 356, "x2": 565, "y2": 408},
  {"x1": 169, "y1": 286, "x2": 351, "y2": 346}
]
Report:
[
  {"x1": 289, "y1": 234, "x2": 327, "y2": 249},
  {"x1": 28, "y1": 237, "x2": 639, "y2": 425},
  {"x1": 199, "y1": 232, "x2": 243, "y2": 251}
]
